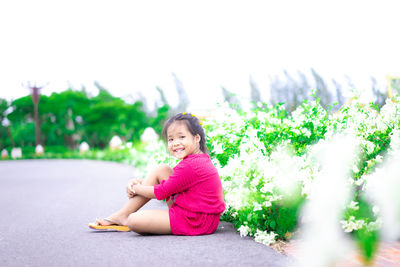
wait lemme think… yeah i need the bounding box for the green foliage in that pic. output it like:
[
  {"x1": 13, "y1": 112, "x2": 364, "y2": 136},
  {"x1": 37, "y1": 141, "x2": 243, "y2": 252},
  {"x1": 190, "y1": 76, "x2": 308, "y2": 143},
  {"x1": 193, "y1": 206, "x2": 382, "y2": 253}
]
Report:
[
  {"x1": 344, "y1": 197, "x2": 380, "y2": 265},
  {"x1": 355, "y1": 227, "x2": 379, "y2": 265},
  {"x1": 151, "y1": 105, "x2": 170, "y2": 136},
  {"x1": 204, "y1": 94, "x2": 400, "y2": 262},
  {"x1": 1, "y1": 145, "x2": 137, "y2": 164},
  {"x1": 1, "y1": 88, "x2": 169, "y2": 150}
]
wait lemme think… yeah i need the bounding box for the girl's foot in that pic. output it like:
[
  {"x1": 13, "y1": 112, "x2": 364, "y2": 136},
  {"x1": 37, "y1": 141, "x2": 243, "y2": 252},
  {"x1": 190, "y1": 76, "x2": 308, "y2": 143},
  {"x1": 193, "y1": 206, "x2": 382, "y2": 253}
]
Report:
[
  {"x1": 89, "y1": 215, "x2": 131, "y2": 231},
  {"x1": 89, "y1": 218, "x2": 130, "y2": 231},
  {"x1": 95, "y1": 214, "x2": 128, "y2": 226},
  {"x1": 95, "y1": 218, "x2": 120, "y2": 226}
]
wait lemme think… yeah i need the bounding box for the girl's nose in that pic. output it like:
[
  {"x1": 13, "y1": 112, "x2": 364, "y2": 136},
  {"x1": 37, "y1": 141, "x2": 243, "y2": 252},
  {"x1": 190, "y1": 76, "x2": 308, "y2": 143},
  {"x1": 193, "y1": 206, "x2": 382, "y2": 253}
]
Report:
[{"x1": 172, "y1": 140, "x2": 180, "y2": 146}]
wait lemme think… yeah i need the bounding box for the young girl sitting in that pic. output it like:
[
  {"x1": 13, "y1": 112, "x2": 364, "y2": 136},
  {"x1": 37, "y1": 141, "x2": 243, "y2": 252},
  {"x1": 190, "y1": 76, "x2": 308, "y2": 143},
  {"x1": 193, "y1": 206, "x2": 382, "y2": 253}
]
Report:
[{"x1": 89, "y1": 112, "x2": 225, "y2": 235}]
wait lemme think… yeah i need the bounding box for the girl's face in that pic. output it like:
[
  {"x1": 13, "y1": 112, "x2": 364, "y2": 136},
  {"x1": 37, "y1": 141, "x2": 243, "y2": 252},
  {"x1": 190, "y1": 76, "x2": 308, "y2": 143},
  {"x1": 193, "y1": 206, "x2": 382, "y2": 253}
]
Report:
[{"x1": 166, "y1": 121, "x2": 201, "y2": 159}]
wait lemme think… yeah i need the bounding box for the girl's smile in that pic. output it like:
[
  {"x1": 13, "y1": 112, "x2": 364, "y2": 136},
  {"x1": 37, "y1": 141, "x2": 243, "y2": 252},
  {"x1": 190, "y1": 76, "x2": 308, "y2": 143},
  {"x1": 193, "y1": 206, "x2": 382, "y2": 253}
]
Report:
[{"x1": 167, "y1": 121, "x2": 202, "y2": 159}]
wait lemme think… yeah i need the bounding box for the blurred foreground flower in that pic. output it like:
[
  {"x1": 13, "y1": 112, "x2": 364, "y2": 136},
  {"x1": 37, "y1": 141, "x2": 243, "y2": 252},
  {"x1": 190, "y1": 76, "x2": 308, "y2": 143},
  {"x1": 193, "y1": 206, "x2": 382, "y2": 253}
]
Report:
[
  {"x1": 365, "y1": 133, "x2": 400, "y2": 241},
  {"x1": 293, "y1": 134, "x2": 360, "y2": 267}
]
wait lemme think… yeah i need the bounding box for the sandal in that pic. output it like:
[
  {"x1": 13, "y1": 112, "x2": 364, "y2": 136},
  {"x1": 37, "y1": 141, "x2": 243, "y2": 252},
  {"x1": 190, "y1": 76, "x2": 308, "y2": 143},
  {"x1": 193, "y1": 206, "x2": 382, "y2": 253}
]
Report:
[{"x1": 88, "y1": 218, "x2": 130, "y2": 232}]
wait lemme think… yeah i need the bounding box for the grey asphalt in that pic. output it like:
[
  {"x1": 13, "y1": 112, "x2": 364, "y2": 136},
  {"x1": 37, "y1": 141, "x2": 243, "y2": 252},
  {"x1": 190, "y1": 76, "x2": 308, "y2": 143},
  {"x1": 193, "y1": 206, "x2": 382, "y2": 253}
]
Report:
[{"x1": 0, "y1": 159, "x2": 291, "y2": 267}]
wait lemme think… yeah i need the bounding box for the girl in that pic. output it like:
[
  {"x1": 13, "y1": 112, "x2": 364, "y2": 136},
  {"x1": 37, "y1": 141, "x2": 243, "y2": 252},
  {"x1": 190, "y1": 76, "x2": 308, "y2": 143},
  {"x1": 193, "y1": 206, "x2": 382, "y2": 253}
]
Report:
[{"x1": 89, "y1": 113, "x2": 225, "y2": 235}]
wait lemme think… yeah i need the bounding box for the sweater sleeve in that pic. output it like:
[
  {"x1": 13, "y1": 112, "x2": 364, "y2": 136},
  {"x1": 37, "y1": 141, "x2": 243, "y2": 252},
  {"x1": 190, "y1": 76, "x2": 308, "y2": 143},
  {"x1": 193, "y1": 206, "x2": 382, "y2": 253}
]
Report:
[{"x1": 153, "y1": 161, "x2": 194, "y2": 200}]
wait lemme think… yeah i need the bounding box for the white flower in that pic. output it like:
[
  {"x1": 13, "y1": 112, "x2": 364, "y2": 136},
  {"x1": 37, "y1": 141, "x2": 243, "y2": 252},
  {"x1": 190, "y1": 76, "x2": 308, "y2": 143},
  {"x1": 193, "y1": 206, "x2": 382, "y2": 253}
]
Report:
[
  {"x1": 250, "y1": 177, "x2": 260, "y2": 188},
  {"x1": 389, "y1": 128, "x2": 400, "y2": 151},
  {"x1": 348, "y1": 201, "x2": 359, "y2": 210},
  {"x1": 125, "y1": 142, "x2": 133, "y2": 148},
  {"x1": 238, "y1": 225, "x2": 251, "y2": 237},
  {"x1": 340, "y1": 217, "x2": 365, "y2": 232},
  {"x1": 366, "y1": 218, "x2": 383, "y2": 231},
  {"x1": 260, "y1": 183, "x2": 274, "y2": 193},
  {"x1": 263, "y1": 201, "x2": 272, "y2": 207},
  {"x1": 372, "y1": 205, "x2": 380, "y2": 215},
  {"x1": 293, "y1": 128, "x2": 301, "y2": 135},
  {"x1": 354, "y1": 178, "x2": 364, "y2": 186},
  {"x1": 302, "y1": 128, "x2": 312, "y2": 138},
  {"x1": 364, "y1": 140, "x2": 376, "y2": 155},
  {"x1": 352, "y1": 165, "x2": 359, "y2": 174},
  {"x1": 254, "y1": 229, "x2": 277, "y2": 246},
  {"x1": 253, "y1": 203, "x2": 262, "y2": 211},
  {"x1": 213, "y1": 143, "x2": 224, "y2": 154}
]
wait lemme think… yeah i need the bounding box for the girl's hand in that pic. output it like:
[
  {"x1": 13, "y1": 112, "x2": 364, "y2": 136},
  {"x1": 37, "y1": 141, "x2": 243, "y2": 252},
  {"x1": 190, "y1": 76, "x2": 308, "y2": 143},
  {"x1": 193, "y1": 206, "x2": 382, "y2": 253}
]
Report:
[{"x1": 126, "y1": 178, "x2": 143, "y2": 198}]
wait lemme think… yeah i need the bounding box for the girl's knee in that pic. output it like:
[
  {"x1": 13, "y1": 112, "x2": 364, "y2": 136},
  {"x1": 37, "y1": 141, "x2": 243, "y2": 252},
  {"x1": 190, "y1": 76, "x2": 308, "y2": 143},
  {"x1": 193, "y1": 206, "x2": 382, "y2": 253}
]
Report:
[
  {"x1": 127, "y1": 213, "x2": 141, "y2": 232},
  {"x1": 155, "y1": 164, "x2": 173, "y2": 174},
  {"x1": 154, "y1": 164, "x2": 173, "y2": 181},
  {"x1": 127, "y1": 212, "x2": 150, "y2": 234}
]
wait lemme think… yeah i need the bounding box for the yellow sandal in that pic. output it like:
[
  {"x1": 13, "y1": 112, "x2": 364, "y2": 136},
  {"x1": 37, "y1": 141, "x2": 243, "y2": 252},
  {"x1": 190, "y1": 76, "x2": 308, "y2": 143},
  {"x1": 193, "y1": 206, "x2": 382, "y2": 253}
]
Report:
[{"x1": 88, "y1": 218, "x2": 130, "y2": 232}]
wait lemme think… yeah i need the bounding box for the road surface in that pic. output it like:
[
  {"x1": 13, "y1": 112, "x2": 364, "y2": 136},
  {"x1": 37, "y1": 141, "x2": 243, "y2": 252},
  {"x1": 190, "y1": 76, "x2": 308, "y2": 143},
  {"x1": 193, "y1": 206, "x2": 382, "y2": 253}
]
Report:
[{"x1": 0, "y1": 159, "x2": 290, "y2": 267}]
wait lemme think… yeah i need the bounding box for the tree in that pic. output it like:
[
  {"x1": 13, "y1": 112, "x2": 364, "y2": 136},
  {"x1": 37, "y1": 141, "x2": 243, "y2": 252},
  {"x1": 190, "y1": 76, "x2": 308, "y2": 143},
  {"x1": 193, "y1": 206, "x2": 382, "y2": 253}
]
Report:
[
  {"x1": 172, "y1": 73, "x2": 190, "y2": 113},
  {"x1": 269, "y1": 69, "x2": 343, "y2": 113},
  {"x1": 156, "y1": 86, "x2": 169, "y2": 108},
  {"x1": 311, "y1": 68, "x2": 332, "y2": 109},
  {"x1": 151, "y1": 104, "x2": 170, "y2": 136},
  {"x1": 221, "y1": 86, "x2": 241, "y2": 110},
  {"x1": 371, "y1": 77, "x2": 386, "y2": 109},
  {"x1": 0, "y1": 98, "x2": 14, "y2": 148},
  {"x1": 1, "y1": 86, "x2": 163, "y2": 150},
  {"x1": 7, "y1": 96, "x2": 37, "y2": 147},
  {"x1": 152, "y1": 86, "x2": 171, "y2": 135},
  {"x1": 39, "y1": 89, "x2": 91, "y2": 148},
  {"x1": 83, "y1": 89, "x2": 149, "y2": 148},
  {"x1": 332, "y1": 79, "x2": 345, "y2": 110},
  {"x1": 269, "y1": 70, "x2": 310, "y2": 113},
  {"x1": 249, "y1": 75, "x2": 262, "y2": 105},
  {"x1": 22, "y1": 82, "x2": 46, "y2": 146}
]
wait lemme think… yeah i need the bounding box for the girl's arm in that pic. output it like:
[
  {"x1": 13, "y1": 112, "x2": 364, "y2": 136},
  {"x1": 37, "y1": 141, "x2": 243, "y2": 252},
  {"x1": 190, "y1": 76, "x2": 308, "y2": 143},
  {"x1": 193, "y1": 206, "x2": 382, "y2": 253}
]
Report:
[{"x1": 131, "y1": 184, "x2": 156, "y2": 199}]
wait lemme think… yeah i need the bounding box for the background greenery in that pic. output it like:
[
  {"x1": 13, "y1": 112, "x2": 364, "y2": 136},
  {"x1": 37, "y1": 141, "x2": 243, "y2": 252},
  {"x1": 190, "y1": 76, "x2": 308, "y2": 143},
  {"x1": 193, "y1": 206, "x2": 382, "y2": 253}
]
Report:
[
  {"x1": 1, "y1": 72, "x2": 399, "y2": 265},
  {"x1": 0, "y1": 87, "x2": 169, "y2": 151}
]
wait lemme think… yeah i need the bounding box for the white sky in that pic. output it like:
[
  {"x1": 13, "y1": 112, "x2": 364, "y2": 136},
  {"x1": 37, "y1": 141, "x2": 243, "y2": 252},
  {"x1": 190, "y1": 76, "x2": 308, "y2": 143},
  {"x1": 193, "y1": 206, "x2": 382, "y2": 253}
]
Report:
[{"x1": 1, "y1": 0, "x2": 399, "y2": 111}]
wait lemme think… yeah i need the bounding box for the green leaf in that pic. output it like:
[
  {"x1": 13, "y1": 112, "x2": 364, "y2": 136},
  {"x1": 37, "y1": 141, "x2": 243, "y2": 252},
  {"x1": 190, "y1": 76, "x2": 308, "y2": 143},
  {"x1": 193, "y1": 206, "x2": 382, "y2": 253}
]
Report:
[{"x1": 270, "y1": 220, "x2": 276, "y2": 230}]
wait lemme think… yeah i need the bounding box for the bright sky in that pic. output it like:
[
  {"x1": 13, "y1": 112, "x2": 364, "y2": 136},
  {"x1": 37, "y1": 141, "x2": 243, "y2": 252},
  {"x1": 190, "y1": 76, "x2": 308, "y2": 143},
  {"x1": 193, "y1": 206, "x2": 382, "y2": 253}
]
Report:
[{"x1": 1, "y1": 0, "x2": 399, "y2": 111}]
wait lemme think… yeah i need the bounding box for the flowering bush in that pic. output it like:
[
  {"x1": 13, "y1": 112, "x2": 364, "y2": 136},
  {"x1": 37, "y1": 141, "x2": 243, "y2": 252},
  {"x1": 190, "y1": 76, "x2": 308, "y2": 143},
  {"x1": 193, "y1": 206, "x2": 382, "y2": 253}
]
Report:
[
  {"x1": 138, "y1": 95, "x2": 399, "y2": 262},
  {"x1": 203, "y1": 95, "x2": 400, "y2": 263}
]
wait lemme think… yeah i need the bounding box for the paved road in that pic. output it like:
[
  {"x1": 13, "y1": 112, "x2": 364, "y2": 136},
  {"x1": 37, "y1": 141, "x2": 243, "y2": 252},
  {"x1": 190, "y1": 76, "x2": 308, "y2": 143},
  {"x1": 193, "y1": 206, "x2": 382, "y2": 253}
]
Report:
[{"x1": 0, "y1": 159, "x2": 291, "y2": 267}]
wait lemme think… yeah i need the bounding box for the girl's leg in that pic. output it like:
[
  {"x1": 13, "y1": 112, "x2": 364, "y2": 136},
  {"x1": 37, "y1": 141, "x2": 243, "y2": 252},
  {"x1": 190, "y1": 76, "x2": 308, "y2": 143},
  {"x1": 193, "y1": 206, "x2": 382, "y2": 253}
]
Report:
[
  {"x1": 97, "y1": 164, "x2": 173, "y2": 226},
  {"x1": 127, "y1": 210, "x2": 172, "y2": 235}
]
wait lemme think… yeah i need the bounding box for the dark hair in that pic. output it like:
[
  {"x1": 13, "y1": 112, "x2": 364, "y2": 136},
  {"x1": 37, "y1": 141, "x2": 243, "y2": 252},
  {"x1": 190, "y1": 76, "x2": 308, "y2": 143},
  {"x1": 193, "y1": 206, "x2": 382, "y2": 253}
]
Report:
[{"x1": 162, "y1": 112, "x2": 209, "y2": 154}]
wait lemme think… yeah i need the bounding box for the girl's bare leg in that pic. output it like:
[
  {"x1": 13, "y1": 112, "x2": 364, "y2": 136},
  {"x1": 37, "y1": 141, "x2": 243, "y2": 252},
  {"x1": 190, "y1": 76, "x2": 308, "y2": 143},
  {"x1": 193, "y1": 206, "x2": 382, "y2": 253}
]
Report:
[
  {"x1": 96, "y1": 164, "x2": 173, "y2": 226},
  {"x1": 127, "y1": 209, "x2": 172, "y2": 235}
]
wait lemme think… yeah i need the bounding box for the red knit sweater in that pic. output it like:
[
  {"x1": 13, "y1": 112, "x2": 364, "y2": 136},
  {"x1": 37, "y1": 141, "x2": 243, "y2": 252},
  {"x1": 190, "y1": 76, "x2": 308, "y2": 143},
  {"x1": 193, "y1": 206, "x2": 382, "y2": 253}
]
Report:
[{"x1": 154, "y1": 153, "x2": 225, "y2": 214}]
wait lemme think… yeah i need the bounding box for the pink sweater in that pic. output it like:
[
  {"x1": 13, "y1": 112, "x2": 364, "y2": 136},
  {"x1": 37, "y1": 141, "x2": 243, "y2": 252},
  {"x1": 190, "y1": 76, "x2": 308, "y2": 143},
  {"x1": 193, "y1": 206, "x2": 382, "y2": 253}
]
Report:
[{"x1": 154, "y1": 153, "x2": 225, "y2": 214}]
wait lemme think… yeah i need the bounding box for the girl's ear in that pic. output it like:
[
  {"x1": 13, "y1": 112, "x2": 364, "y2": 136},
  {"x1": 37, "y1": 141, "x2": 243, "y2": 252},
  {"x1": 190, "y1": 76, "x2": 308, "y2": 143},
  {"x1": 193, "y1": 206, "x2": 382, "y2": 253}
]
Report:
[{"x1": 195, "y1": 134, "x2": 201, "y2": 143}]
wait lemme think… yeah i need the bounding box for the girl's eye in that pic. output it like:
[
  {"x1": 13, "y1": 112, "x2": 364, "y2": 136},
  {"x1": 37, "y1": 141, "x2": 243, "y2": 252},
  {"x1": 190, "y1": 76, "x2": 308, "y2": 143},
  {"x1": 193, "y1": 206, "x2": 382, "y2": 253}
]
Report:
[
  {"x1": 180, "y1": 136, "x2": 185, "y2": 139},
  {"x1": 168, "y1": 138, "x2": 173, "y2": 142}
]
